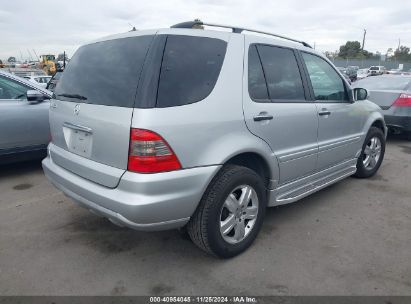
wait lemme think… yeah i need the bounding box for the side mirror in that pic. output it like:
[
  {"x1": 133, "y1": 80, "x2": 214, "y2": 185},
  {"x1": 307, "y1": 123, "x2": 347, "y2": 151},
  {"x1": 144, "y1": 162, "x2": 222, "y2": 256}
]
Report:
[
  {"x1": 353, "y1": 88, "x2": 368, "y2": 101},
  {"x1": 27, "y1": 90, "x2": 47, "y2": 103}
]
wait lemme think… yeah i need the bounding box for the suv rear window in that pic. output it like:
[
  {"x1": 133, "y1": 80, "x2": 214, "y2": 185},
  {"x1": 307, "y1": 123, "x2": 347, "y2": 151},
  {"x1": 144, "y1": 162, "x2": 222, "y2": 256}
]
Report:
[
  {"x1": 54, "y1": 35, "x2": 154, "y2": 107},
  {"x1": 156, "y1": 35, "x2": 227, "y2": 107}
]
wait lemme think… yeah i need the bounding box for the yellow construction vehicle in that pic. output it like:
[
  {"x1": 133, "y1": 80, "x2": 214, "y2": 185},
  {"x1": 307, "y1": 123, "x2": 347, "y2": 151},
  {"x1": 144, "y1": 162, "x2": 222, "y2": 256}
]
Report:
[{"x1": 39, "y1": 55, "x2": 56, "y2": 75}]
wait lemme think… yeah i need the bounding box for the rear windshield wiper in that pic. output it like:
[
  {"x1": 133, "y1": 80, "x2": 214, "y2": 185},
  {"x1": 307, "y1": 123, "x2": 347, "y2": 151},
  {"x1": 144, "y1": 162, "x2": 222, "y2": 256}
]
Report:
[{"x1": 57, "y1": 93, "x2": 88, "y2": 100}]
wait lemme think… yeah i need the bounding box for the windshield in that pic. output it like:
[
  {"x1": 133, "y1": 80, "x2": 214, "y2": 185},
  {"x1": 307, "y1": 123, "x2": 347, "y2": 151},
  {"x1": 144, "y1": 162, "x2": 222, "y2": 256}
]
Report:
[
  {"x1": 356, "y1": 77, "x2": 411, "y2": 90},
  {"x1": 54, "y1": 35, "x2": 154, "y2": 107}
]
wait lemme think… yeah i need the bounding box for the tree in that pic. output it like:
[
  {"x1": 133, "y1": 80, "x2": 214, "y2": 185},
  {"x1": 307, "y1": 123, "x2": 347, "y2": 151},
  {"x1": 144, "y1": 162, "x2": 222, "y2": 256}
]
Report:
[
  {"x1": 394, "y1": 46, "x2": 411, "y2": 61},
  {"x1": 338, "y1": 41, "x2": 362, "y2": 58},
  {"x1": 337, "y1": 41, "x2": 377, "y2": 59},
  {"x1": 386, "y1": 48, "x2": 394, "y2": 58},
  {"x1": 7, "y1": 56, "x2": 16, "y2": 63}
]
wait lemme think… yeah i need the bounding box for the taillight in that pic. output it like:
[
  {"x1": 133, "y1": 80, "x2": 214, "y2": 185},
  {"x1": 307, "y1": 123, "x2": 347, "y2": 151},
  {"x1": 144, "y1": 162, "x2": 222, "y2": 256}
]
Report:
[
  {"x1": 393, "y1": 93, "x2": 411, "y2": 107},
  {"x1": 127, "y1": 128, "x2": 181, "y2": 173}
]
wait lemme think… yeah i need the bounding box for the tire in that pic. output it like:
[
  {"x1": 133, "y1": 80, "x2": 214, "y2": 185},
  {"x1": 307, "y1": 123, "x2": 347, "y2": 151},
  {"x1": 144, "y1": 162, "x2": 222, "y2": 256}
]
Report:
[
  {"x1": 354, "y1": 127, "x2": 385, "y2": 178},
  {"x1": 187, "y1": 165, "x2": 266, "y2": 258}
]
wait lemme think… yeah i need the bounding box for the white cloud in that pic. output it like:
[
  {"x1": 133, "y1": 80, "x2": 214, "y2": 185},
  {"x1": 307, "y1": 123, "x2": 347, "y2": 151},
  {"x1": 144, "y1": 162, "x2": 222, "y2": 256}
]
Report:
[{"x1": 1, "y1": 0, "x2": 411, "y2": 60}]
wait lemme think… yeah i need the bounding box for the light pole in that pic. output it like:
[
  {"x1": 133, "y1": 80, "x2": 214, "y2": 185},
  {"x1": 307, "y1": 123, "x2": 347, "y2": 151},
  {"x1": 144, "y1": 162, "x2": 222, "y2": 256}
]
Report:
[{"x1": 362, "y1": 29, "x2": 367, "y2": 50}]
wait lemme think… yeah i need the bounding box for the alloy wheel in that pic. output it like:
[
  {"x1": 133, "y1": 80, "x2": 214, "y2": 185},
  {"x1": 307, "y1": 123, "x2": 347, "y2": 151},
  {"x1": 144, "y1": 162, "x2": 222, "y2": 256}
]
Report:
[
  {"x1": 219, "y1": 185, "x2": 259, "y2": 244},
  {"x1": 363, "y1": 136, "x2": 382, "y2": 170}
]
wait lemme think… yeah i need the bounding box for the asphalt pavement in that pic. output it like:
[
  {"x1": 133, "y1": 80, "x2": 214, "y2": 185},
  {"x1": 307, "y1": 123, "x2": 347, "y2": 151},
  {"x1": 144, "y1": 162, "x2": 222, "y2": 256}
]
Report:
[{"x1": 0, "y1": 136, "x2": 410, "y2": 295}]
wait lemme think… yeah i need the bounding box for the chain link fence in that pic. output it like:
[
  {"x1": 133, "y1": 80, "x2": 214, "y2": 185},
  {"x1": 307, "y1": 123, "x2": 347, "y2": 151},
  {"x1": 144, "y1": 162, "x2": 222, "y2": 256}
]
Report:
[{"x1": 328, "y1": 58, "x2": 411, "y2": 71}]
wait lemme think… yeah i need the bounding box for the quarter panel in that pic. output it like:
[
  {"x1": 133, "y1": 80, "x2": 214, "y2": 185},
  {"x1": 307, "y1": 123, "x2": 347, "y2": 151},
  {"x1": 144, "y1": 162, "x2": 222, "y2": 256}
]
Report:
[{"x1": 356, "y1": 100, "x2": 387, "y2": 155}]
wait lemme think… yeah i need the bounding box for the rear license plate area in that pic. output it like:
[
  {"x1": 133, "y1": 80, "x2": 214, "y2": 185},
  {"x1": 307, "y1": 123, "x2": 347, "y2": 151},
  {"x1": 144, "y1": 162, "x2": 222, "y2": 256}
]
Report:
[{"x1": 64, "y1": 128, "x2": 92, "y2": 158}]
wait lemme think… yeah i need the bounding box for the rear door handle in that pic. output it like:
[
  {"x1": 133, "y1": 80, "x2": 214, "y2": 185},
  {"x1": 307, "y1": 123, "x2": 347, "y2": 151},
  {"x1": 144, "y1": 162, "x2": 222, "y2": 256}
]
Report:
[
  {"x1": 318, "y1": 110, "x2": 331, "y2": 116},
  {"x1": 253, "y1": 112, "x2": 273, "y2": 121}
]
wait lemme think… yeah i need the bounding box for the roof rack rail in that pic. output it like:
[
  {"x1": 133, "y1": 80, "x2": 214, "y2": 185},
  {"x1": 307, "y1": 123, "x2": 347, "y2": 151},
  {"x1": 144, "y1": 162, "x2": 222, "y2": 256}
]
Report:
[{"x1": 171, "y1": 20, "x2": 312, "y2": 48}]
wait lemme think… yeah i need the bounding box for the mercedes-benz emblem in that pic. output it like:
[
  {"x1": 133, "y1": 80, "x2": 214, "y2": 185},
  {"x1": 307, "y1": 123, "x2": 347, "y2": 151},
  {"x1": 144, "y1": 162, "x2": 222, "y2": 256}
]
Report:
[{"x1": 74, "y1": 104, "x2": 80, "y2": 115}]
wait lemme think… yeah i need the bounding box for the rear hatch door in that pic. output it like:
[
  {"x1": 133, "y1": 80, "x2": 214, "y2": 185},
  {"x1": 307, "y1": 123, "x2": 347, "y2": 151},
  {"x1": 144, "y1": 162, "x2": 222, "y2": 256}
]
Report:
[{"x1": 50, "y1": 32, "x2": 156, "y2": 188}]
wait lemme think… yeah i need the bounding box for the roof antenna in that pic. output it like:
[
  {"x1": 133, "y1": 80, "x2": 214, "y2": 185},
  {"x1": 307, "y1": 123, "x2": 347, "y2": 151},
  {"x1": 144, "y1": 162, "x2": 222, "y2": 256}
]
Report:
[{"x1": 128, "y1": 22, "x2": 137, "y2": 32}]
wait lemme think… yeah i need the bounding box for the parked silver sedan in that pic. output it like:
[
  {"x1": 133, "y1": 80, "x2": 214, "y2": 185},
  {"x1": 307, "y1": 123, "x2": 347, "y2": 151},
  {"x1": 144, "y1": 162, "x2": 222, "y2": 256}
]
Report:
[
  {"x1": 353, "y1": 75, "x2": 411, "y2": 139},
  {"x1": 0, "y1": 70, "x2": 52, "y2": 164}
]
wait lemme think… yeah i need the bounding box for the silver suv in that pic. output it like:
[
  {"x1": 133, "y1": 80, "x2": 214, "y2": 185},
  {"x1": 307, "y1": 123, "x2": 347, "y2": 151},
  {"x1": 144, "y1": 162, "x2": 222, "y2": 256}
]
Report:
[{"x1": 43, "y1": 21, "x2": 387, "y2": 258}]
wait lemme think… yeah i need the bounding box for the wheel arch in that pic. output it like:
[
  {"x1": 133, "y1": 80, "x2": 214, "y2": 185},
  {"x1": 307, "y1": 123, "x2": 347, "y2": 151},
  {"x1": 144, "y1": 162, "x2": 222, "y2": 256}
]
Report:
[
  {"x1": 362, "y1": 111, "x2": 387, "y2": 139},
  {"x1": 223, "y1": 151, "x2": 275, "y2": 189},
  {"x1": 196, "y1": 130, "x2": 280, "y2": 189},
  {"x1": 371, "y1": 119, "x2": 387, "y2": 137}
]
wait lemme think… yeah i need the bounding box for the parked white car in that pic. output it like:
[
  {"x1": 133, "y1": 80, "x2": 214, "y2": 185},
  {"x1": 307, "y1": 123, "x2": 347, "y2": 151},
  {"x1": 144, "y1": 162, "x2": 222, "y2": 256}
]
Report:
[
  {"x1": 23, "y1": 75, "x2": 52, "y2": 88},
  {"x1": 368, "y1": 66, "x2": 385, "y2": 76}
]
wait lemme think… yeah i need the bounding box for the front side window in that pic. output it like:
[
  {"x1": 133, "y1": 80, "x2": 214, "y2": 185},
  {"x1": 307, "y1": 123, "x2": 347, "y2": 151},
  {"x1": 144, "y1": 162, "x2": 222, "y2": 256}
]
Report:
[
  {"x1": 0, "y1": 76, "x2": 30, "y2": 100},
  {"x1": 257, "y1": 45, "x2": 305, "y2": 101},
  {"x1": 302, "y1": 52, "x2": 348, "y2": 102}
]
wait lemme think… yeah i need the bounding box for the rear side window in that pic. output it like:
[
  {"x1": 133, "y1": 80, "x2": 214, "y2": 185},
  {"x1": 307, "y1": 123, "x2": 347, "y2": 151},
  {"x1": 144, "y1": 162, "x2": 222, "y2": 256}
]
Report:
[
  {"x1": 55, "y1": 35, "x2": 154, "y2": 107},
  {"x1": 257, "y1": 45, "x2": 305, "y2": 101},
  {"x1": 156, "y1": 36, "x2": 227, "y2": 107},
  {"x1": 248, "y1": 45, "x2": 269, "y2": 101}
]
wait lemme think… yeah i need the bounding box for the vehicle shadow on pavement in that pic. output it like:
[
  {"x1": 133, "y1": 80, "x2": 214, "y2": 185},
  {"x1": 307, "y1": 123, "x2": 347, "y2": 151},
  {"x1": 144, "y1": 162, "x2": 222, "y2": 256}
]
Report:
[
  {"x1": 386, "y1": 132, "x2": 410, "y2": 143},
  {"x1": 60, "y1": 207, "x2": 216, "y2": 260},
  {"x1": 60, "y1": 180, "x2": 348, "y2": 261},
  {"x1": 0, "y1": 159, "x2": 43, "y2": 180},
  {"x1": 262, "y1": 179, "x2": 343, "y2": 229}
]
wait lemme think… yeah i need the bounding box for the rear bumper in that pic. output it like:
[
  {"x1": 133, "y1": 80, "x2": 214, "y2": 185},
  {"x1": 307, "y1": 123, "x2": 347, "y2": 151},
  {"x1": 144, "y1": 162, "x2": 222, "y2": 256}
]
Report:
[
  {"x1": 384, "y1": 114, "x2": 411, "y2": 132},
  {"x1": 42, "y1": 154, "x2": 220, "y2": 231}
]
